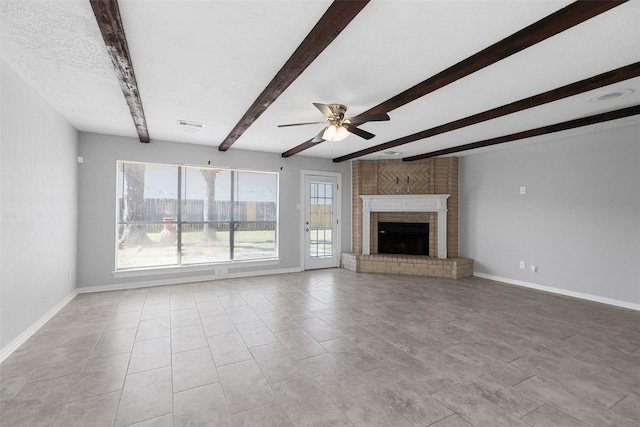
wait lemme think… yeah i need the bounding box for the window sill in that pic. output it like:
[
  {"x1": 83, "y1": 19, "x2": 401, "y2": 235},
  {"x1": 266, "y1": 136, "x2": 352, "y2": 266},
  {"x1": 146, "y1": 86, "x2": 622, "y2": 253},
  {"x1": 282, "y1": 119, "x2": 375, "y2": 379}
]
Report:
[{"x1": 111, "y1": 258, "x2": 280, "y2": 279}]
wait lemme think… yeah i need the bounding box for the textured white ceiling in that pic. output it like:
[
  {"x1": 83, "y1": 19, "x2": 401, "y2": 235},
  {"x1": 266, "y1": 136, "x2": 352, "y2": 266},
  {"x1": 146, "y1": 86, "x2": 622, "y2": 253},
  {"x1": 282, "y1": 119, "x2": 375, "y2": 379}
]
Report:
[
  {"x1": 1, "y1": 0, "x2": 135, "y2": 137},
  {"x1": 2, "y1": 0, "x2": 639, "y2": 160}
]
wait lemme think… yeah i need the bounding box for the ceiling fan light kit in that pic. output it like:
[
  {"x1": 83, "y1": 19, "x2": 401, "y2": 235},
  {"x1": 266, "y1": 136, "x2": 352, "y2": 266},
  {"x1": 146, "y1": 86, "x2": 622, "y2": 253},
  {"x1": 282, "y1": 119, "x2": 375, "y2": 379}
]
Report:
[
  {"x1": 278, "y1": 102, "x2": 390, "y2": 144},
  {"x1": 322, "y1": 124, "x2": 350, "y2": 141}
]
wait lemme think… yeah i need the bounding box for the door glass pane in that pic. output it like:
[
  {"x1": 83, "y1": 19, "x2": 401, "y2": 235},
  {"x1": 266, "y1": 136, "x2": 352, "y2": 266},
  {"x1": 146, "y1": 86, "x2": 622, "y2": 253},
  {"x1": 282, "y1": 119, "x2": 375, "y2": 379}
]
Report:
[{"x1": 309, "y1": 182, "x2": 333, "y2": 259}]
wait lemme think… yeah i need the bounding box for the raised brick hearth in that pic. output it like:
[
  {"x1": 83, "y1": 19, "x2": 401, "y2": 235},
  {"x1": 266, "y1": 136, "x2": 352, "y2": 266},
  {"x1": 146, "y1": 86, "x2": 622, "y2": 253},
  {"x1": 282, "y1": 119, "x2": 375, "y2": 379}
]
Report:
[{"x1": 341, "y1": 253, "x2": 473, "y2": 279}]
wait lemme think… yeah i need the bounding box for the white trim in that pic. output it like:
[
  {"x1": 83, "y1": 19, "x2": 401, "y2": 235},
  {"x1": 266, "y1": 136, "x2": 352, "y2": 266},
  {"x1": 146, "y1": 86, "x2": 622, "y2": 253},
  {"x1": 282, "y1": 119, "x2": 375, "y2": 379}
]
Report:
[
  {"x1": 474, "y1": 272, "x2": 640, "y2": 311},
  {"x1": 299, "y1": 172, "x2": 305, "y2": 270},
  {"x1": 112, "y1": 258, "x2": 280, "y2": 278},
  {"x1": 0, "y1": 289, "x2": 78, "y2": 363},
  {"x1": 349, "y1": 162, "x2": 353, "y2": 253},
  {"x1": 360, "y1": 194, "x2": 450, "y2": 258},
  {"x1": 80, "y1": 266, "x2": 302, "y2": 294}
]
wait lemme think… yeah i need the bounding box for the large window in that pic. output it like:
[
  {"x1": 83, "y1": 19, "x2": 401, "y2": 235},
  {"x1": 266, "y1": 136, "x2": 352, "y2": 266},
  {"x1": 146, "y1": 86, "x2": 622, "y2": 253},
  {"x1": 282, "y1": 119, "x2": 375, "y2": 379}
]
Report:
[{"x1": 116, "y1": 161, "x2": 278, "y2": 270}]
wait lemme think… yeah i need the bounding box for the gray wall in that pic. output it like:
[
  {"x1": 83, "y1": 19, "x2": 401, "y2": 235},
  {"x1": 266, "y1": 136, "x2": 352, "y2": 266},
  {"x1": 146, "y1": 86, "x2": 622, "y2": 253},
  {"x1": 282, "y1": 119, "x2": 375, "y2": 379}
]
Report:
[
  {"x1": 459, "y1": 124, "x2": 640, "y2": 306},
  {"x1": 1, "y1": 61, "x2": 78, "y2": 350},
  {"x1": 77, "y1": 132, "x2": 352, "y2": 289}
]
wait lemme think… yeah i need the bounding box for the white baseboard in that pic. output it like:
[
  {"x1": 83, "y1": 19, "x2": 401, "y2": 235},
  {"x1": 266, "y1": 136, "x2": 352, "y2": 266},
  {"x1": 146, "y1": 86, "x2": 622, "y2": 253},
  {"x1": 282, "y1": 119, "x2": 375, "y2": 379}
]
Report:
[
  {"x1": 0, "y1": 289, "x2": 78, "y2": 363},
  {"x1": 473, "y1": 272, "x2": 640, "y2": 311},
  {"x1": 77, "y1": 266, "x2": 303, "y2": 294},
  {"x1": 77, "y1": 274, "x2": 219, "y2": 294},
  {"x1": 228, "y1": 267, "x2": 301, "y2": 279}
]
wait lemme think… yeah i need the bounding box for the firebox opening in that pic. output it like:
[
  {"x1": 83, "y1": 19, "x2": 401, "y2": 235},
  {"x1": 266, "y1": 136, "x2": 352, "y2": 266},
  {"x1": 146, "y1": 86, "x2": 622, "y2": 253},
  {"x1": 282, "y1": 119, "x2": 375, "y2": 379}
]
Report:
[{"x1": 378, "y1": 222, "x2": 429, "y2": 256}]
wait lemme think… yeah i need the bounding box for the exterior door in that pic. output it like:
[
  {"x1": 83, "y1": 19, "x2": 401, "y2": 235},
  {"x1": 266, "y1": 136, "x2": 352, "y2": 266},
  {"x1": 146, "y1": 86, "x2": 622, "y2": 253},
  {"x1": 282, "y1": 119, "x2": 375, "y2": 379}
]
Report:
[{"x1": 303, "y1": 173, "x2": 340, "y2": 270}]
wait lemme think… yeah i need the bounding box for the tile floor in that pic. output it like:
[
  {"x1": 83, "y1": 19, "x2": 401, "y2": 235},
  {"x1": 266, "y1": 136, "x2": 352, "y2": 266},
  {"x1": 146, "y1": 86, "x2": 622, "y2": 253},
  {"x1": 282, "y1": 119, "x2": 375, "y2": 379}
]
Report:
[{"x1": 1, "y1": 269, "x2": 639, "y2": 426}]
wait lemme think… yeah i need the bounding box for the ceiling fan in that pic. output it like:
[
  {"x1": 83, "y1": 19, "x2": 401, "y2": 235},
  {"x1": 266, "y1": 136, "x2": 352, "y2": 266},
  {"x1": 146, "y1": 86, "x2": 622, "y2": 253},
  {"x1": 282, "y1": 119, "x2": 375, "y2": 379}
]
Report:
[{"x1": 277, "y1": 103, "x2": 390, "y2": 143}]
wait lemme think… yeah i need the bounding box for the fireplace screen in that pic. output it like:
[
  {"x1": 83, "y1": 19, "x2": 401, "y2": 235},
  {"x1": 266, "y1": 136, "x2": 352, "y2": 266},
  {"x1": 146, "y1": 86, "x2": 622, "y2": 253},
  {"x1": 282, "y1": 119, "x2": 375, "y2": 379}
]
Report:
[{"x1": 378, "y1": 222, "x2": 429, "y2": 256}]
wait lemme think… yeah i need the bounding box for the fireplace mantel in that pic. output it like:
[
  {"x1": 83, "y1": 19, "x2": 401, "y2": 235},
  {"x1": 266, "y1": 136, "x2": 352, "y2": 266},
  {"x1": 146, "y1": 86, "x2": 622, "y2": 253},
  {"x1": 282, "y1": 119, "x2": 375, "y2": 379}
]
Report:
[{"x1": 360, "y1": 194, "x2": 450, "y2": 258}]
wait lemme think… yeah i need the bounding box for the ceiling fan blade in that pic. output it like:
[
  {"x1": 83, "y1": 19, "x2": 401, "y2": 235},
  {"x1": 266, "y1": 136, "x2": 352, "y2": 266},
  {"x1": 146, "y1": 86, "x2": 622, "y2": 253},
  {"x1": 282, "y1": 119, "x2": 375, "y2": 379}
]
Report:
[
  {"x1": 311, "y1": 129, "x2": 326, "y2": 143},
  {"x1": 277, "y1": 121, "x2": 326, "y2": 128},
  {"x1": 346, "y1": 113, "x2": 390, "y2": 124},
  {"x1": 344, "y1": 124, "x2": 375, "y2": 140},
  {"x1": 313, "y1": 103, "x2": 336, "y2": 120}
]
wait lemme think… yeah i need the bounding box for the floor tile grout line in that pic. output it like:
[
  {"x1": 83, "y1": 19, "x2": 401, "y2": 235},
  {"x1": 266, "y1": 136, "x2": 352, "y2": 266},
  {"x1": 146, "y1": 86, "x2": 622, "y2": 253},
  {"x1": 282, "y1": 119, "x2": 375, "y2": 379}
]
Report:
[
  {"x1": 121, "y1": 411, "x2": 172, "y2": 427},
  {"x1": 514, "y1": 379, "x2": 607, "y2": 427},
  {"x1": 429, "y1": 395, "x2": 470, "y2": 426},
  {"x1": 517, "y1": 401, "x2": 545, "y2": 420},
  {"x1": 608, "y1": 394, "x2": 628, "y2": 410},
  {"x1": 111, "y1": 292, "x2": 139, "y2": 427},
  {"x1": 424, "y1": 413, "x2": 461, "y2": 426},
  {"x1": 511, "y1": 374, "x2": 535, "y2": 388}
]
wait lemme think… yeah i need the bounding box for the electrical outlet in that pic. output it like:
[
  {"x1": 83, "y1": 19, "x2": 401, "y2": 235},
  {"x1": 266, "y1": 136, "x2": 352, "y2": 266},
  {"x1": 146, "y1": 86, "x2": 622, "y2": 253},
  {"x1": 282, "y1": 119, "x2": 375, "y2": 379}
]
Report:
[
  {"x1": 519, "y1": 261, "x2": 525, "y2": 269},
  {"x1": 520, "y1": 186, "x2": 526, "y2": 195},
  {"x1": 531, "y1": 265, "x2": 538, "y2": 273}
]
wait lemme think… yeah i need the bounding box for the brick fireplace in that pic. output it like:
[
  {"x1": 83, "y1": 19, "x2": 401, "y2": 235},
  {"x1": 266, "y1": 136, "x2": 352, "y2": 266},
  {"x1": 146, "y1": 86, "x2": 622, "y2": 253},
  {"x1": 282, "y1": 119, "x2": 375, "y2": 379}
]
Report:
[{"x1": 341, "y1": 157, "x2": 473, "y2": 279}]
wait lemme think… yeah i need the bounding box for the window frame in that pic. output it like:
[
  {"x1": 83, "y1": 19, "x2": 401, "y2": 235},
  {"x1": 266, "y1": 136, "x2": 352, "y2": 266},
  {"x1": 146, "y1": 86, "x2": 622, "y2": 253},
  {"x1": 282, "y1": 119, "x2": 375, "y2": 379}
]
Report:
[{"x1": 114, "y1": 160, "x2": 279, "y2": 273}]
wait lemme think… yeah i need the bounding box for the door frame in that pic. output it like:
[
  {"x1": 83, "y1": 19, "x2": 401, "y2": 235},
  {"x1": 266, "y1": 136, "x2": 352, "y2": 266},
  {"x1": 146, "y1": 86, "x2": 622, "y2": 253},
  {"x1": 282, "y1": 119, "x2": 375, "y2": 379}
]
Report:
[{"x1": 300, "y1": 170, "x2": 342, "y2": 270}]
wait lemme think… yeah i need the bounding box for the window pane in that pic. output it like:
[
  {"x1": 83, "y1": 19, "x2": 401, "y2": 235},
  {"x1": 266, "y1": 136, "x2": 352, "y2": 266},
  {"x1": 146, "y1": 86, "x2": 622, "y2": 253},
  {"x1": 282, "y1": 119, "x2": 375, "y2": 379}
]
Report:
[
  {"x1": 117, "y1": 224, "x2": 178, "y2": 269},
  {"x1": 180, "y1": 223, "x2": 231, "y2": 265},
  {"x1": 117, "y1": 162, "x2": 180, "y2": 270},
  {"x1": 232, "y1": 171, "x2": 278, "y2": 261},
  {"x1": 234, "y1": 171, "x2": 277, "y2": 219},
  {"x1": 117, "y1": 163, "x2": 179, "y2": 224},
  {"x1": 233, "y1": 222, "x2": 276, "y2": 260},
  {"x1": 182, "y1": 168, "x2": 232, "y2": 222}
]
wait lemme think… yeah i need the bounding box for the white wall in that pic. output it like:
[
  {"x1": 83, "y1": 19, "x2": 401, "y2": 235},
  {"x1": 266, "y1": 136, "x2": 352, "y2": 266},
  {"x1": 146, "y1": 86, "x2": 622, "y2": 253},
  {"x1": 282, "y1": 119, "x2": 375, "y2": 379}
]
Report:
[
  {"x1": 77, "y1": 132, "x2": 352, "y2": 289},
  {"x1": 459, "y1": 124, "x2": 640, "y2": 307},
  {"x1": 1, "y1": 61, "x2": 78, "y2": 351}
]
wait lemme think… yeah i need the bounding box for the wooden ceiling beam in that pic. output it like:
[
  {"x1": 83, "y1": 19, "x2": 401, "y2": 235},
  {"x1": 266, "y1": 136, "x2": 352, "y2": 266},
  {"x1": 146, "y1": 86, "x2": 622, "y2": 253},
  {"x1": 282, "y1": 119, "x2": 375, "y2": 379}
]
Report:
[
  {"x1": 284, "y1": 0, "x2": 628, "y2": 158},
  {"x1": 332, "y1": 62, "x2": 640, "y2": 162},
  {"x1": 218, "y1": 0, "x2": 370, "y2": 152},
  {"x1": 402, "y1": 105, "x2": 640, "y2": 161},
  {"x1": 358, "y1": 0, "x2": 628, "y2": 117},
  {"x1": 280, "y1": 138, "x2": 317, "y2": 158},
  {"x1": 90, "y1": 0, "x2": 149, "y2": 143}
]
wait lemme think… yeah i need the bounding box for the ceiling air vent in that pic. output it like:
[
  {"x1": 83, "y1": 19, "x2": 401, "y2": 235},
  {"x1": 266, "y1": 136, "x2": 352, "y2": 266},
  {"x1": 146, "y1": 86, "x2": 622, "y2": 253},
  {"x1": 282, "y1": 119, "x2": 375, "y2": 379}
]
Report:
[
  {"x1": 177, "y1": 120, "x2": 206, "y2": 133},
  {"x1": 586, "y1": 89, "x2": 633, "y2": 103}
]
